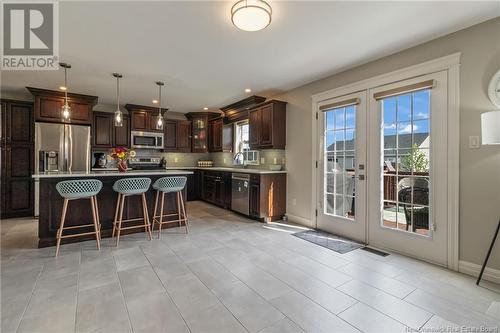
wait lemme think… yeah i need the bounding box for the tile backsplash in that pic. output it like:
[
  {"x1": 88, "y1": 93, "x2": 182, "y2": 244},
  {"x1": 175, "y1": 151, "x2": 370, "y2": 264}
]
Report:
[
  {"x1": 211, "y1": 150, "x2": 286, "y2": 169},
  {"x1": 92, "y1": 148, "x2": 285, "y2": 169}
]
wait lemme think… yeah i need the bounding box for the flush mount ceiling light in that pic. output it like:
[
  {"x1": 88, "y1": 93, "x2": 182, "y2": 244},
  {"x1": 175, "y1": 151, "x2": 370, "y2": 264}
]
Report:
[
  {"x1": 245, "y1": 88, "x2": 252, "y2": 93},
  {"x1": 231, "y1": 0, "x2": 272, "y2": 32},
  {"x1": 59, "y1": 62, "x2": 71, "y2": 122},
  {"x1": 113, "y1": 73, "x2": 123, "y2": 127}
]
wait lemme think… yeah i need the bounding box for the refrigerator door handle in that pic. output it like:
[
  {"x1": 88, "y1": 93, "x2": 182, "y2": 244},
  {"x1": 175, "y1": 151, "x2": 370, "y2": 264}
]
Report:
[{"x1": 68, "y1": 125, "x2": 73, "y2": 172}]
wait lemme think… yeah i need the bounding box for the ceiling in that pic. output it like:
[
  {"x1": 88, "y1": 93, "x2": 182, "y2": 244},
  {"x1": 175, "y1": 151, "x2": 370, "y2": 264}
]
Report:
[{"x1": 2, "y1": 1, "x2": 499, "y2": 113}]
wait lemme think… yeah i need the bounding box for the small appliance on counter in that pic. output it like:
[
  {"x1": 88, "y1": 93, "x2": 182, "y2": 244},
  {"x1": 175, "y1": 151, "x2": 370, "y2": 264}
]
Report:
[
  {"x1": 92, "y1": 152, "x2": 107, "y2": 169},
  {"x1": 39, "y1": 150, "x2": 59, "y2": 172},
  {"x1": 197, "y1": 160, "x2": 214, "y2": 167}
]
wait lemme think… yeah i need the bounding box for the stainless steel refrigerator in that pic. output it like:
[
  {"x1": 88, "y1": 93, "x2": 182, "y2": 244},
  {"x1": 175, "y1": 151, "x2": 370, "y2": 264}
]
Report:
[{"x1": 34, "y1": 122, "x2": 91, "y2": 215}]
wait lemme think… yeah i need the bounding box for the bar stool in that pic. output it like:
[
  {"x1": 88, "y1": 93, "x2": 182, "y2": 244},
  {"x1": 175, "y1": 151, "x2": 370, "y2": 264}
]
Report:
[
  {"x1": 152, "y1": 176, "x2": 188, "y2": 238},
  {"x1": 55, "y1": 179, "x2": 103, "y2": 257},
  {"x1": 112, "y1": 177, "x2": 153, "y2": 246}
]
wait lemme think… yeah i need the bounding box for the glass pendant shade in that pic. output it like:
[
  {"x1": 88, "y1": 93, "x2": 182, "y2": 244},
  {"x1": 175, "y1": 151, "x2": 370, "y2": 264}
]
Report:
[
  {"x1": 155, "y1": 81, "x2": 165, "y2": 131},
  {"x1": 231, "y1": 0, "x2": 272, "y2": 32},
  {"x1": 113, "y1": 73, "x2": 123, "y2": 127},
  {"x1": 61, "y1": 102, "x2": 71, "y2": 121},
  {"x1": 60, "y1": 63, "x2": 72, "y2": 121},
  {"x1": 114, "y1": 109, "x2": 123, "y2": 127},
  {"x1": 156, "y1": 113, "x2": 164, "y2": 130}
]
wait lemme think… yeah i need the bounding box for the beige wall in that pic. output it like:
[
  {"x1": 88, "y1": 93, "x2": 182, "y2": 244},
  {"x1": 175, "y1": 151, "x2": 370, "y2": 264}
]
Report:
[{"x1": 273, "y1": 18, "x2": 500, "y2": 270}]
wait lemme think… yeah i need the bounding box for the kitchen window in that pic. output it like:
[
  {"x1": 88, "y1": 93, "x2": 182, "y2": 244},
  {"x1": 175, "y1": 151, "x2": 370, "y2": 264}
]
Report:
[{"x1": 234, "y1": 120, "x2": 259, "y2": 165}]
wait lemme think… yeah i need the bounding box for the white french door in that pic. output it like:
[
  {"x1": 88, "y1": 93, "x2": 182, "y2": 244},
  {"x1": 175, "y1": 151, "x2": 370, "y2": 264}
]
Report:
[
  {"x1": 367, "y1": 71, "x2": 449, "y2": 266},
  {"x1": 317, "y1": 91, "x2": 367, "y2": 243},
  {"x1": 316, "y1": 70, "x2": 450, "y2": 266}
]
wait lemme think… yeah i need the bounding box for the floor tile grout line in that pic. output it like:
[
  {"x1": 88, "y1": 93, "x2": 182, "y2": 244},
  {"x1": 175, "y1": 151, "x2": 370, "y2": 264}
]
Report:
[
  {"x1": 334, "y1": 282, "x2": 431, "y2": 330},
  {"x1": 206, "y1": 233, "x2": 363, "y2": 332},
  {"x1": 164, "y1": 237, "x2": 251, "y2": 333},
  {"x1": 111, "y1": 247, "x2": 136, "y2": 333},
  {"x1": 245, "y1": 252, "x2": 363, "y2": 332},
  {"x1": 13, "y1": 264, "x2": 43, "y2": 333},
  {"x1": 138, "y1": 245, "x2": 193, "y2": 333},
  {"x1": 73, "y1": 247, "x2": 83, "y2": 333},
  {"x1": 203, "y1": 250, "x2": 308, "y2": 333}
]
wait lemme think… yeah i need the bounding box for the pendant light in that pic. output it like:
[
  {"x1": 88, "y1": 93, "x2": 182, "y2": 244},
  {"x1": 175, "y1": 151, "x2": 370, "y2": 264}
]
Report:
[
  {"x1": 59, "y1": 62, "x2": 71, "y2": 121},
  {"x1": 231, "y1": 0, "x2": 272, "y2": 32},
  {"x1": 155, "y1": 81, "x2": 165, "y2": 131},
  {"x1": 113, "y1": 73, "x2": 123, "y2": 127}
]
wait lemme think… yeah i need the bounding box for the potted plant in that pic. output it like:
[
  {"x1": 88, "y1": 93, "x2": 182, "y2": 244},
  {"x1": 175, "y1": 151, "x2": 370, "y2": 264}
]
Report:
[{"x1": 110, "y1": 147, "x2": 135, "y2": 172}]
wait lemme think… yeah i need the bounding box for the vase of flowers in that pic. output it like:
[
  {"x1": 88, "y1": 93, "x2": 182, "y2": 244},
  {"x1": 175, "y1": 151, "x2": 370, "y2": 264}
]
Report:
[{"x1": 110, "y1": 147, "x2": 135, "y2": 172}]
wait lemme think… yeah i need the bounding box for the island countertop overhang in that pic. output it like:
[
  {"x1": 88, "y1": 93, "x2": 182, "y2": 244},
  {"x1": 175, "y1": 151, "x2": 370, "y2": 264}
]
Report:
[{"x1": 32, "y1": 169, "x2": 194, "y2": 179}]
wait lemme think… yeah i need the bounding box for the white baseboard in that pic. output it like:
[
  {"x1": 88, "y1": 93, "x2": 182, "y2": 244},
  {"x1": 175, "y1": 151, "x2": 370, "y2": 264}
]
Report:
[
  {"x1": 458, "y1": 260, "x2": 500, "y2": 284},
  {"x1": 286, "y1": 213, "x2": 314, "y2": 228}
]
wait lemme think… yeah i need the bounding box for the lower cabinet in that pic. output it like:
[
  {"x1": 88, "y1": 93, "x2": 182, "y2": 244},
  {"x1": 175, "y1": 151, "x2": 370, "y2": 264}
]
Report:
[
  {"x1": 200, "y1": 170, "x2": 231, "y2": 209},
  {"x1": 197, "y1": 169, "x2": 286, "y2": 221},
  {"x1": 249, "y1": 173, "x2": 286, "y2": 222}
]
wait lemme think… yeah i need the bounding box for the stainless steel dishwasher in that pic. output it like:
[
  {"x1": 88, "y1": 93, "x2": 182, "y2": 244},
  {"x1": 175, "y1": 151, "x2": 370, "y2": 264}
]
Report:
[{"x1": 231, "y1": 173, "x2": 250, "y2": 215}]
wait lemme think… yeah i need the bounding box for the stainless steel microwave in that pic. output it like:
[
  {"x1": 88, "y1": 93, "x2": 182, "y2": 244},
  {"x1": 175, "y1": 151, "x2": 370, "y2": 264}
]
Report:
[{"x1": 131, "y1": 131, "x2": 164, "y2": 149}]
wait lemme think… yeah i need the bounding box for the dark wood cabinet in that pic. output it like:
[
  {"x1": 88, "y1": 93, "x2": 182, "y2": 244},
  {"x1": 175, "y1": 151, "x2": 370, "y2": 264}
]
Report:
[
  {"x1": 177, "y1": 121, "x2": 192, "y2": 152},
  {"x1": 186, "y1": 169, "x2": 200, "y2": 201},
  {"x1": 164, "y1": 120, "x2": 178, "y2": 151},
  {"x1": 185, "y1": 112, "x2": 220, "y2": 153},
  {"x1": 249, "y1": 173, "x2": 286, "y2": 222},
  {"x1": 125, "y1": 104, "x2": 167, "y2": 133},
  {"x1": 27, "y1": 87, "x2": 97, "y2": 125},
  {"x1": 248, "y1": 100, "x2": 286, "y2": 150},
  {"x1": 1, "y1": 99, "x2": 34, "y2": 218},
  {"x1": 114, "y1": 116, "x2": 130, "y2": 147},
  {"x1": 163, "y1": 119, "x2": 191, "y2": 153},
  {"x1": 222, "y1": 124, "x2": 233, "y2": 152},
  {"x1": 92, "y1": 112, "x2": 130, "y2": 148},
  {"x1": 208, "y1": 118, "x2": 222, "y2": 152},
  {"x1": 200, "y1": 170, "x2": 231, "y2": 209}
]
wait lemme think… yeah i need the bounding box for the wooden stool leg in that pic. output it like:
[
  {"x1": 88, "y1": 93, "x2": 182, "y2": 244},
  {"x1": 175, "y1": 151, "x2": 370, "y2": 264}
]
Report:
[
  {"x1": 112, "y1": 193, "x2": 121, "y2": 238},
  {"x1": 55, "y1": 198, "x2": 69, "y2": 257},
  {"x1": 93, "y1": 196, "x2": 102, "y2": 240},
  {"x1": 158, "y1": 192, "x2": 165, "y2": 239},
  {"x1": 116, "y1": 195, "x2": 125, "y2": 246},
  {"x1": 180, "y1": 191, "x2": 188, "y2": 234},
  {"x1": 152, "y1": 190, "x2": 159, "y2": 232},
  {"x1": 90, "y1": 196, "x2": 101, "y2": 250},
  {"x1": 176, "y1": 192, "x2": 182, "y2": 228},
  {"x1": 142, "y1": 193, "x2": 152, "y2": 240}
]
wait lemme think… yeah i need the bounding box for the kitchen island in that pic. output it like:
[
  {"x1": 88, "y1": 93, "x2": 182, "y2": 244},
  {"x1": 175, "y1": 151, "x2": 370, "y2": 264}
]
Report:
[{"x1": 33, "y1": 170, "x2": 193, "y2": 247}]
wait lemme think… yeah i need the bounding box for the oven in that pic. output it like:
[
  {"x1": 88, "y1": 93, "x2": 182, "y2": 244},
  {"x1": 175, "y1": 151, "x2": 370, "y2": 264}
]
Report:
[{"x1": 131, "y1": 131, "x2": 164, "y2": 149}]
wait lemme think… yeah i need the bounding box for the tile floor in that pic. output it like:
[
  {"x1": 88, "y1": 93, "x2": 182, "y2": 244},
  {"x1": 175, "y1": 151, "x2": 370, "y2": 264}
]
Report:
[{"x1": 1, "y1": 201, "x2": 499, "y2": 333}]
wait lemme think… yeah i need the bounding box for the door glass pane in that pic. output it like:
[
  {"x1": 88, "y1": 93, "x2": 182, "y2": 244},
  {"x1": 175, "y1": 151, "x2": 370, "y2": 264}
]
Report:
[
  {"x1": 323, "y1": 106, "x2": 356, "y2": 221},
  {"x1": 381, "y1": 90, "x2": 431, "y2": 236}
]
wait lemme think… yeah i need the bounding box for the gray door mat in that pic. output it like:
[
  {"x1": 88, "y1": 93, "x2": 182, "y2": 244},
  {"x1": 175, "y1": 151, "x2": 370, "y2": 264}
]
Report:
[{"x1": 292, "y1": 229, "x2": 364, "y2": 254}]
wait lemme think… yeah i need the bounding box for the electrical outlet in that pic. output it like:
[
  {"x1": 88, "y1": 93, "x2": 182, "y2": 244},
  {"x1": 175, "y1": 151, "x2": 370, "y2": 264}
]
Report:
[
  {"x1": 260, "y1": 157, "x2": 265, "y2": 164},
  {"x1": 469, "y1": 136, "x2": 480, "y2": 149},
  {"x1": 273, "y1": 157, "x2": 277, "y2": 164},
  {"x1": 174, "y1": 157, "x2": 179, "y2": 163},
  {"x1": 223, "y1": 158, "x2": 226, "y2": 164}
]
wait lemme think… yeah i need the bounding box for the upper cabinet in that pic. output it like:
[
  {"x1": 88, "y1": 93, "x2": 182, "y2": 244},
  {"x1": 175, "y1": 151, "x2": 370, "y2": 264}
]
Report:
[
  {"x1": 208, "y1": 118, "x2": 233, "y2": 153},
  {"x1": 27, "y1": 87, "x2": 98, "y2": 125},
  {"x1": 92, "y1": 112, "x2": 130, "y2": 148},
  {"x1": 248, "y1": 100, "x2": 286, "y2": 150},
  {"x1": 163, "y1": 119, "x2": 191, "y2": 153},
  {"x1": 185, "y1": 112, "x2": 220, "y2": 153},
  {"x1": 125, "y1": 104, "x2": 167, "y2": 133}
]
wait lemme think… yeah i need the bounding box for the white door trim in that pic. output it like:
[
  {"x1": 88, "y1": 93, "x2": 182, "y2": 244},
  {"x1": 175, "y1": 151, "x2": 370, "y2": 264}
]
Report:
[{"x1": 311, "y1": 53, "x2": 460, "y2": 270}]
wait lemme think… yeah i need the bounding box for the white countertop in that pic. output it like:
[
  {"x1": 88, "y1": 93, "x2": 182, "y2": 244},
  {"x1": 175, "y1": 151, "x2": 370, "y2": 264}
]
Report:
[
  {"x1": 164, "y1": 166, "x2": 287, "y2": 174},
  {"x1": 32, "y1": 169, "x2": 193, "y2": 179}
]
